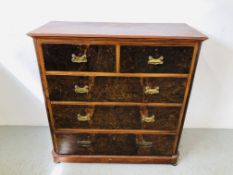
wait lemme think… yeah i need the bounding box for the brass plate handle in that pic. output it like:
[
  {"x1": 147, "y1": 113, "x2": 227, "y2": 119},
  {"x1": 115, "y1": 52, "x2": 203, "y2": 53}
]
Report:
[
  {"x1": 74, "y1": 85, "x2": 89, "y2": 94},
  {"x1": 142, "y1": 114, "x2": 155, "y2": 123},
  {"x1": 144, "y1": 86, "x2": 159, "y2": 95},
  {"x1": 148, "y1": 55, "x2": 164, "y2": 65},
  {"x1": 71, "y1": 53, "x2": 87, "y2": 63},
  {"x1": 137, "y1": 139, "x2": 153, "y2": 147},
  {"x1": 77, "y1": 113, "x2": 92, "y2": 122},
  {"x1": 77, "y1": 140, "x2": 92, "y2": 147}
]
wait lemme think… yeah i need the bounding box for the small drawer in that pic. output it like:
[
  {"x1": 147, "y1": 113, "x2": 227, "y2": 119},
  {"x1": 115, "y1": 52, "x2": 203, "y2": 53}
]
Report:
[
  {"x1": 47, "y1": 76, "x2": 187, "y2": 103},
  {"x1": 42, "y1": 44, "x2": 116, "y2": 72},
  {"x1": 56, "y1": 134, "x2": 175, "y2": 156},
  {"x1": 120, "y1": 46, "x2": 193, "y2": 73},
  {"x1": 52, "y1": 105, "x2": 180, "y2": 130}
]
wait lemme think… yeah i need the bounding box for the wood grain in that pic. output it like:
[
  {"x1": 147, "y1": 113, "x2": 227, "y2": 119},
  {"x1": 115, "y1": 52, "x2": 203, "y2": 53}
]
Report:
[
  {"x1": 34, "y1": 39, "x2": 58, "y2": 152},
  {"x1": 116, "y1": 45, "x2": 120, "y2": 72},
  {"x1": 36, "y1": 37, "x2": 198, "y2": 46},
  {"x1": 55, "y1": 129, "x2": 176, "y2": 135},
  {"x1": 50, "y1": 101, "x2": 182, "y2": 107},
  {"x1": 53, "y1": 150, "x2": 178, "y2": 164},
  {"x1": 120, "y1": 46, "x2": 193, "y2": 73},
  {"x1": 28, "y1": 21, "x2": 207, "y2": 41},
  {"x1": 42, "y1": 43, "x2": 116, "y2": 71},
  {"x1": 46, "y1": 71, "x2": 189, "y2": 78},
  {"x1": 52, "y1": 104, "x2": 180, "y2": 130},
  {"x1": 56, "y1": 134, "x2": 175, "y2": 156},
  {"x1": 47, "y1": 76, "x2": 187, "y2": 103},
  {"x1": 173, "y1": 42, "x2": 201, "y2": 153}
]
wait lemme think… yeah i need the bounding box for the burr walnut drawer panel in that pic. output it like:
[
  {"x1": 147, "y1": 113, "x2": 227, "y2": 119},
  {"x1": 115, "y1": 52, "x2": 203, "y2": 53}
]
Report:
[
  {"x1": 120, "y1": 46, "x2": 193, "y2": 73},
  {"x1": 57, "y1": 134, "x2": 175, "y2": 156},
  {"x1": 52, "y1": 105, "x2": 181, "y2": 130},
  {"x1": 143, "y1": 77, "x2": 187, "y2": 103},
  {"x1": 47, "y1": 76, "x2": 187, "y2": 103},
  {"x1": 42, "y1": 44, "x2": 116, "y2": 71}
]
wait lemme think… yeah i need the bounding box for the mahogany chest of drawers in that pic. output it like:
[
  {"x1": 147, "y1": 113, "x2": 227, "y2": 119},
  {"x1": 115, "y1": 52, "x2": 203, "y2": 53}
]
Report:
[{"x1": 28, "y1": 21, "x2": 207, "y2": 165}]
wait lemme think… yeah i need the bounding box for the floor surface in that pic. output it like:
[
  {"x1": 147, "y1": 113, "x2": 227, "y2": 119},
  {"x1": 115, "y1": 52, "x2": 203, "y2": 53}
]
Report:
[{"x1": 0, "y1": 126, "x2": 232, "y2": 175}]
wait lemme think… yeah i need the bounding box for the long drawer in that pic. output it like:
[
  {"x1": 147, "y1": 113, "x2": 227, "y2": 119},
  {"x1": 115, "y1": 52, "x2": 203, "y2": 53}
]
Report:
[
  {"x1": 47, "y1": 76, "x2": 187, "y2": 103},
  {"x1": 57, "y1": 134, "x2": 175, "y2": 156},
  {"x1": 52, "y1": 105, "x2": 181, "y2": 130}
]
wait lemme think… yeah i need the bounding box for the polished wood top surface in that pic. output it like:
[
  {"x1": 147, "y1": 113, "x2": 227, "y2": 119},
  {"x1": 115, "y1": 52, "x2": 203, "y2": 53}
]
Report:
[{"x1": 28, "y1": 21, "x2": 207, "y2": 40}]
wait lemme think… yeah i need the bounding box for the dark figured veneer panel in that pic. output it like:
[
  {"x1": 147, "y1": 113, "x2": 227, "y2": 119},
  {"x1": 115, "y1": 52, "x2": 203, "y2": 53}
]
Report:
[
  {"x1": 142, "y1": 107, "x2": 180, "y2": 130},
  {"x1": 42, "y1": 44, "x2": 116, "y2": 72},
  {"x1": 136, "y1": 135, "x2": 175, "y2": 156},
  {"x1": 121, "y1": 46, "x2": 193, "y2": 73},
  {"x1": 143, "y1": 77, "x2": 187, "y2": 103},
  {"x1": 52, "y1": 105, "x2": 140, "y2": 129},
  {"x1": 92, "y1": 77, "x2": 143, "y2": 102},
  {"x1": 47, "y1": 76, "x2": 143, "y2": 102},
  {"x1": 52, "y1": 105, "x2": 180, "y2": 130},
  {"x1": 57, "y1": 134, "x2": 175, "y2": 156},
  {"x1": 57, "y1": 134, "x2": 136, "y2": 155},
  {"x1": 47, "y1": 76, "x2": 187, "y2": 103}
]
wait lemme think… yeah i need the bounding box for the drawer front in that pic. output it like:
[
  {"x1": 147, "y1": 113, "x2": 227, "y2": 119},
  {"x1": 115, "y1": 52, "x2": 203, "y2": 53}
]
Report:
[
  {"x1": 47, "y1": 76, "x2": 187, "y2": 103},
  {"x1": 42, "y1": 44, "x2": 116, "y2": 72},
  {"x1": 52, "y1": 105, "x2": 180, "y2": 130},
  {"x1": 120, "y1": 46, "x2": 193, "y2": 73},
  {"x1": 57, "y1": 134, "x2": 175, "y2": 156}
]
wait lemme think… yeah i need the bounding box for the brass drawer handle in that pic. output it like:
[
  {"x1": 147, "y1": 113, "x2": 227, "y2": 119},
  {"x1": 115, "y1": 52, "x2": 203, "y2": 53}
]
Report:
[
  {"x1": 71, "y1": 53, "x2": 87, "y2": 63},
  {"x1": 144, "y1": 86, "x2": 159, "y2": 95},
  {"x1": 74, "y1": 85, "x2": 89, "y2": 94},
  {"x1": 148, "y1": 56, "x2": 164, "y2": 65},
  {"x1": 77, "y1": 113, "x2": 92, "y2": 122},
  {"x1": 77, "y1": 140, "x2": 92, "y2": 147},
  {"x1": 142, "y1": 115, "x2": 155, "y2": 123},
  {"x1": 137, "y1": 139, "x2": 153, "y2": 147}
]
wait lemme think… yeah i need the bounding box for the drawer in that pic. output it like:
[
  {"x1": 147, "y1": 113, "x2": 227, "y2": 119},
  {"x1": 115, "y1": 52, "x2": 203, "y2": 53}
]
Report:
[
  {"x1": 42, "y1": 44, "x2": 116, "y2": 72},
  {"x1": 47, "y1": 76, "x2": 187, "y2": 103},
  {"x1": 120, "y1": 46, "x2": 193, "y2": 73},
  {"x1": 52, "y1": 105, "x2": 180, "y2": 130},
  {"x1": 57, "y1": 134, "x2": 175, "y2": 156}
]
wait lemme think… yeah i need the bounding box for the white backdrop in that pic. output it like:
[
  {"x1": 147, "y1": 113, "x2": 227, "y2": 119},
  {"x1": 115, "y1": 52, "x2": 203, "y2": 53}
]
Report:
[{"x1": 0, "y1": 0, "x2": 233, "y2": 128}]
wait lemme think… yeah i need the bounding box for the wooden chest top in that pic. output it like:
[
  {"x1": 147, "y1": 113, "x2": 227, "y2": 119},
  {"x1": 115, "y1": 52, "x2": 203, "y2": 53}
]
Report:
[{"x1": 28, "y1": 21, "x2": 207, "y2": 40}]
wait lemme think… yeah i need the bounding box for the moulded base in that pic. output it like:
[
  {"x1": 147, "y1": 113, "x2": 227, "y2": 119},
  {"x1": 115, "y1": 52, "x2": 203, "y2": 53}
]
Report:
[{"x1": 52, "y1": 150, "x2": 178, "y2": 165}]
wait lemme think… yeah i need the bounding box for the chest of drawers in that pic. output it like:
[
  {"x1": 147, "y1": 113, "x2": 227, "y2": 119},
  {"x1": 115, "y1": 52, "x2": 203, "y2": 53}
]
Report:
[{"x1": 28, "y1": 21, "x2": 207, "y2": 165}]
